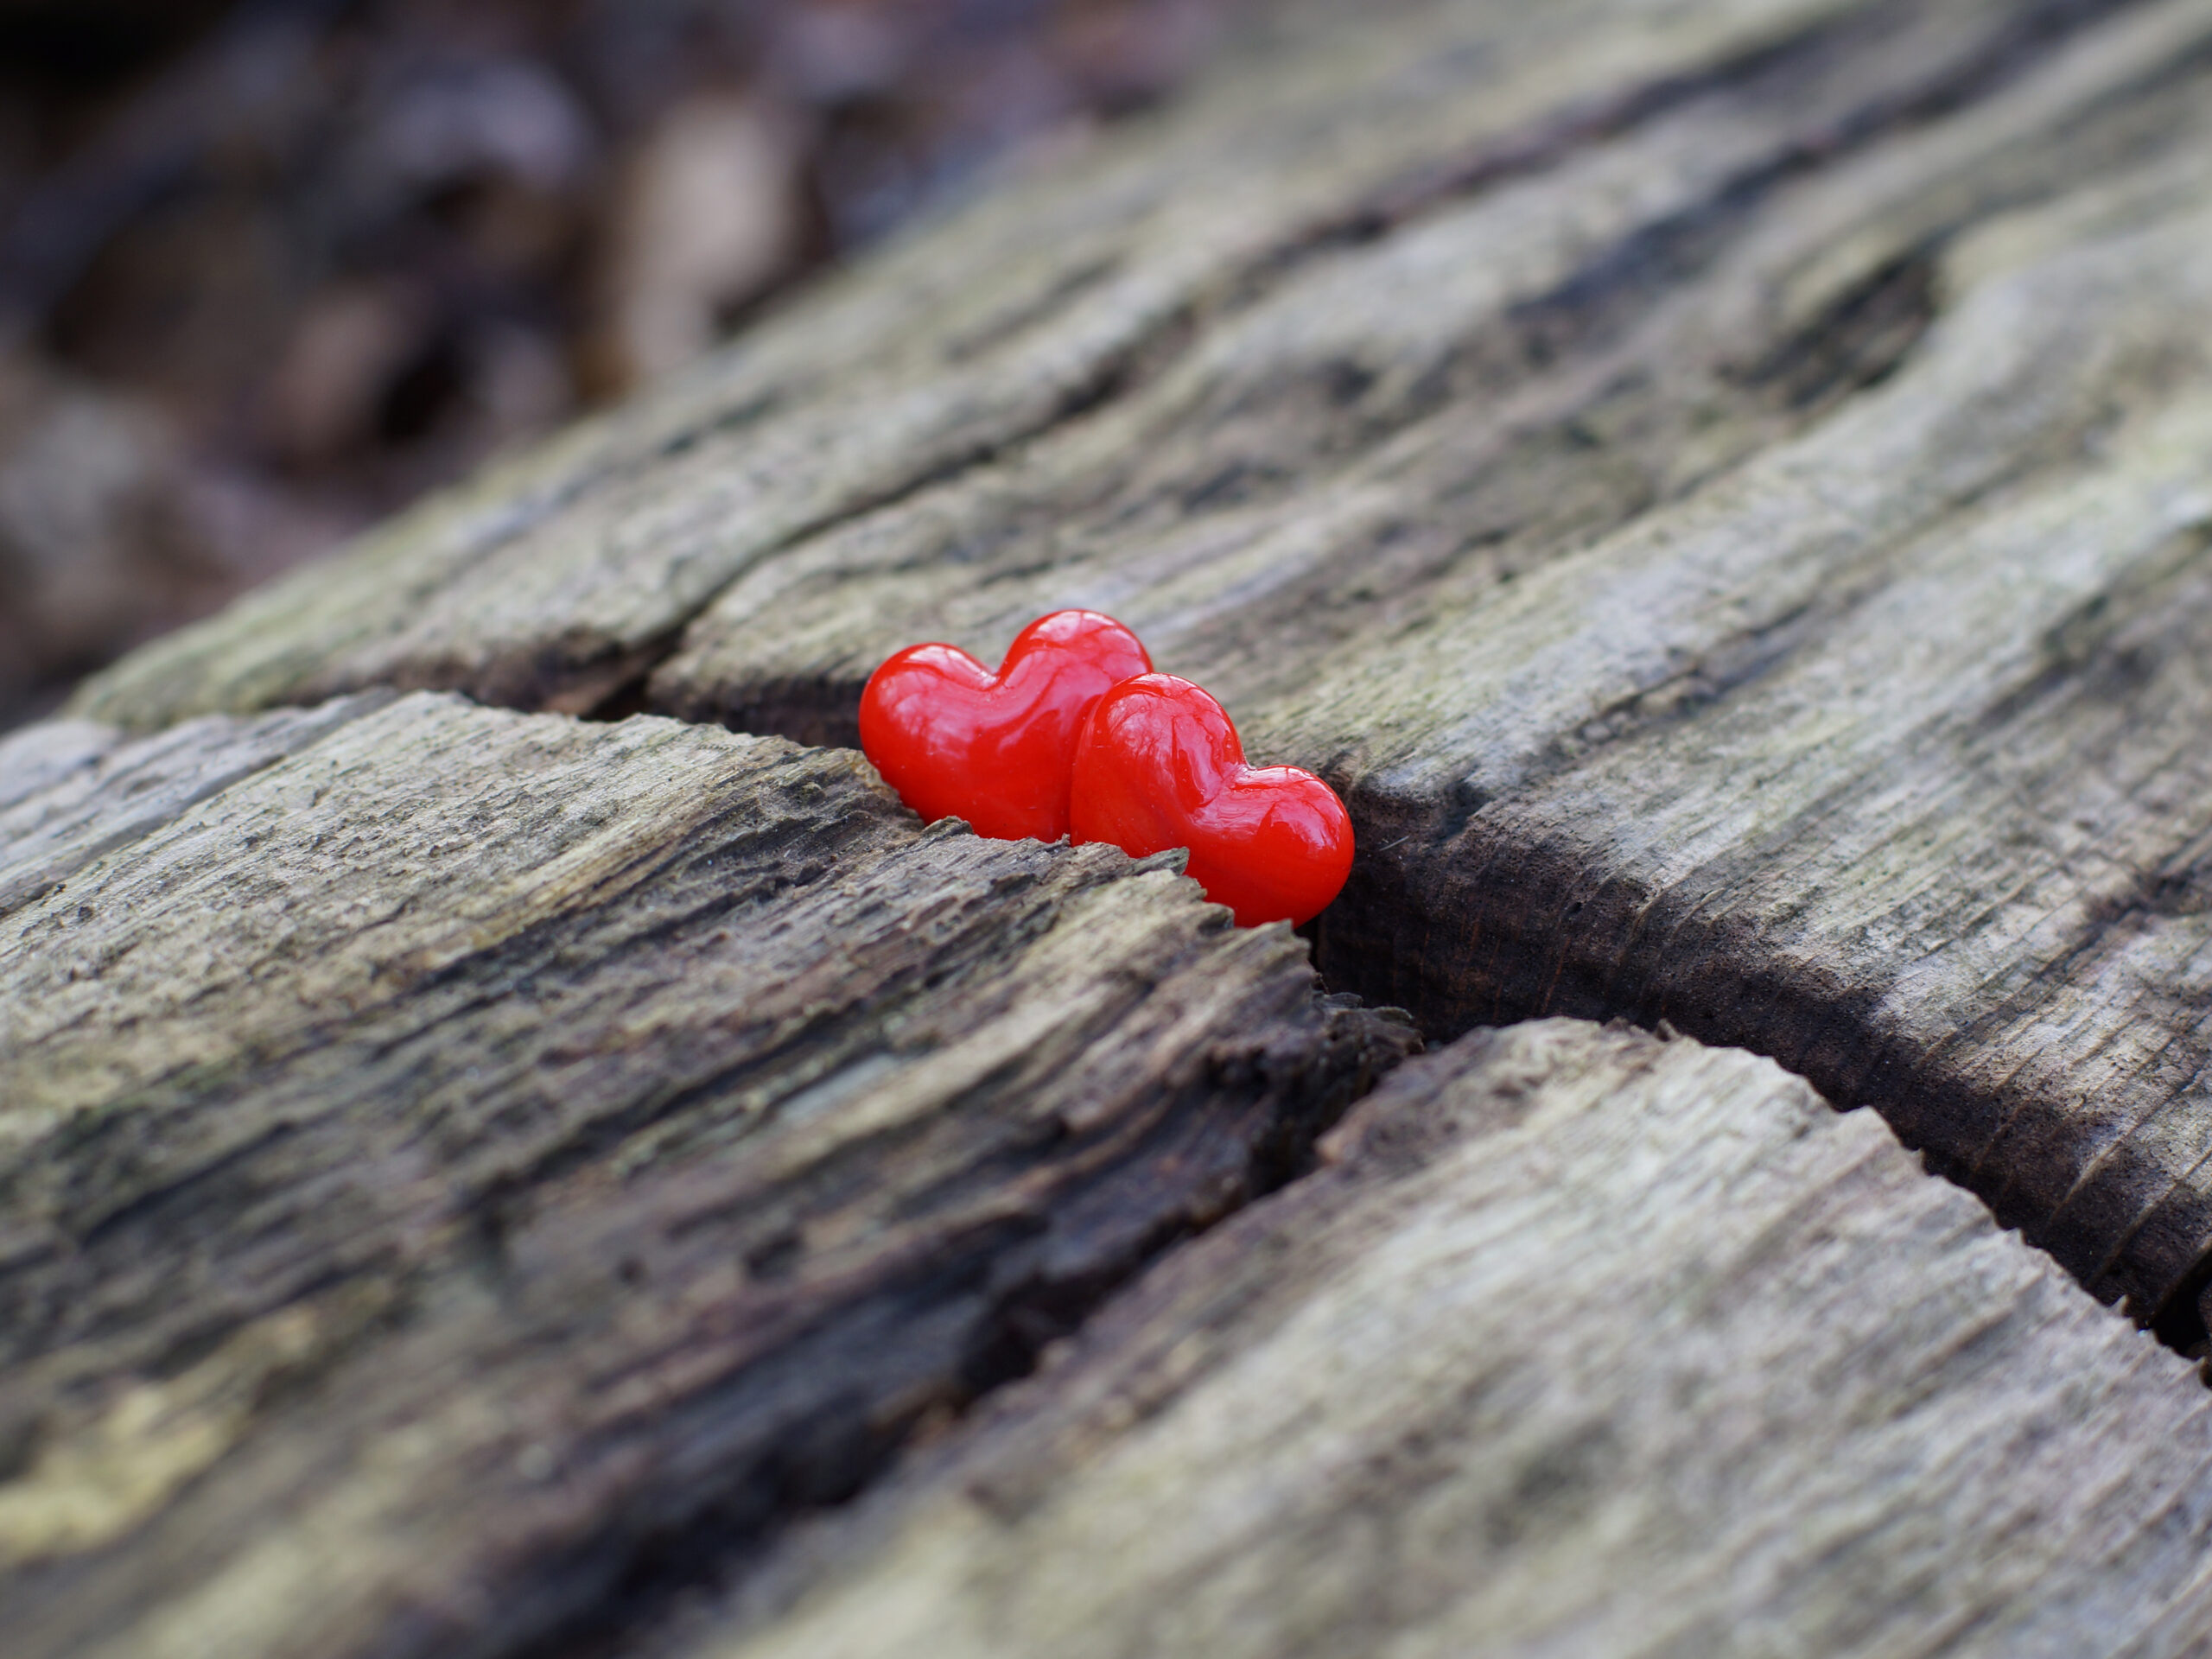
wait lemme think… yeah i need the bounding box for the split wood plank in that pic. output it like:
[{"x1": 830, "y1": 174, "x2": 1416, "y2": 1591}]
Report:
[
  {"x1": 21, "y1": 0, "x2": 2212, "y2": 1647},
  {"x1": 661, "y1": 1020, "x2": 2212, "y2": 1659},
  {"x1": 0, "y1": 690, "x2": 1414, "y2": 1659}
]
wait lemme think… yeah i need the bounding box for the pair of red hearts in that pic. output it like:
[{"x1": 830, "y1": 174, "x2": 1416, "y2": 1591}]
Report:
[{"x1": 859, "y1": 611, "x2": 1352, "y2": 928}]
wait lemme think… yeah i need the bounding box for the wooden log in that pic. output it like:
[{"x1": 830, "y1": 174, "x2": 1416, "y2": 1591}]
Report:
[
  {"x1": 64, "y1": 0, "x2": 1924, "y2": 727},
  {"x1": 58, "y1": 0, "x2": 2212, "y2": 1333},
  {"x1": 0, "y1": 690, "x2": 1414, "y2": 1659},
  {"x1": 652, "y1": 0, "x2": 2212, "y2": 1332},
  {"x1": 663, "y1": 1020, "x2": 2212, "y2": 1659},
  {"x1": 15, "y1": 0, "x2": 2212, "y2": 1652}
]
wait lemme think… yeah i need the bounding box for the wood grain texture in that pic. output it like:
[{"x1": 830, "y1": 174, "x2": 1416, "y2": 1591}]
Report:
[
  {"x1": 22, "y1": 0, "x2": 2212, "y2": 1649},
  {"x1": 0, "y1": 690, "x2": 1414, "y2": 1659},
  {"x1": 0, "y1": 694, "x2": 391, "y2": 918},
  {"x1": 65, "y1": 0, "x2": 2007, "y2": 731},
  {"x1": 58, "y1": 0, "x2": 2212, "y2": 1329},
  {"x1": 646, "y1": 0, "x2": 2212, "y2": 1328},
  {"x1": 54, "y1": 0, "x2": 1881, "y2": 726},
  {"x1": 661, "y1": 1020, "x2": 2212, "y2": 1659}
]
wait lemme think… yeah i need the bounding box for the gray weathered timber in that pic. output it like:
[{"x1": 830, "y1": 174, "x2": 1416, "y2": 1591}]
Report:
[
  {"x1": 661, "y1": 1021, "x2": 2212, "y2": 1659},
  {"x1": 58, "y1": 0, "x2": 2212, "y2": 1331},
  {"x1": 63, "y1": 0, "x2": 1889, "y2": 724},
  {"x1": 656, "y1": 0, "x2": 2212, "y2": 1330},
  {"x1": 0, "y1": 693, "x2": 392, "y2": 918},
  {"x1": 21, "y1": 0, "x2": 2212, "y2": 1651},
  {"x1": 0, "y1": 691, "x2": 1414, "y2": 1659}
]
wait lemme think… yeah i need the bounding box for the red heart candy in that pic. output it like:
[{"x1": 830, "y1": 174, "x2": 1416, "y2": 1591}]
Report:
[
  {"x1": 1071, "y1": 674, "x2": 1353, "y2": 928},
  {"x1": 859, "y1": 610, "x2": 1153, "y2": 842}
]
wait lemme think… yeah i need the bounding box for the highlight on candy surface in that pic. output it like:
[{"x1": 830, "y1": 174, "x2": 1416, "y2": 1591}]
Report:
[
  {"x1": 858, "y1": 609, "x2": 1153, "y2": 842},
  {"x1": 1070, "y1": 673, "x2": 1354, "y2": 928}
]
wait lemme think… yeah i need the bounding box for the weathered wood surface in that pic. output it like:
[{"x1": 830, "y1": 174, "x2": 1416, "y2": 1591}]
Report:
[
  {"x1": 16, "y1": 0, "x2": 2212, "y2": 1653},
  {"x1": 0, "y1": 695, "x2": 392, "y2": 918},
  {"x1": 0, "y1": 690, "x2": 1413, "y2": 1659},
  {"x1": 67, "y1": 0, "x2": 1928, "y2": 725},
  {"x1": 656, "y1": 1021, "x2": 2212, "y2": 1659},
  {"x1": 651, "y1": 0, "x2": 2212, "y2": 1339},
  {"x1": 63, "y1": 0, "x2": 2212, "y2": 1335}
]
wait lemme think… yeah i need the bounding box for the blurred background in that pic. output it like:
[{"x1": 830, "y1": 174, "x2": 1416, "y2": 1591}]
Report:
[{"x1": 0, "y1": 0, "x2": 1250, "y2": 729}]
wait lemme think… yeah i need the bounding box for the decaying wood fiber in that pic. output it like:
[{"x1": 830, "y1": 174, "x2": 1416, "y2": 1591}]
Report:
[
  {"x1": 660, "y1": 0, "x2": 2212, "y2": 1336},
  {"x1": 0, "y1": 695, "x2": 393, "y2": 918},
  {"x1": 658, "y1": 1022, "x2": 2212, "y2": 1659},
  {"x1": 0, "y1": 691, "x2": 1412, "y2": 1659},
  {"x1": 62, "y1": 0, "x2": 2212, "y2": 1333},
  {"x1": 16, "y1": 0, "x2": 2212, "y2": 1654}
]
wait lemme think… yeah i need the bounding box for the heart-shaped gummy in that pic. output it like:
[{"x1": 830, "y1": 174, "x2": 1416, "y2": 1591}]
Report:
[
  {"x1": 859, "y1": 610, "x2": 1153, "y2": 842},
  {"x1": 1071, "y1": 674, "x2": 1353, "y2": 928}
]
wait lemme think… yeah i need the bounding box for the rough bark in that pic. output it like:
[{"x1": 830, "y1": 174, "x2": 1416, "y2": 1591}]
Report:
[
  {"x1": 659, "y1": 1021, "x2": 2212, "y2": 1659},
  {"x1": 0, "y1": 691, "x2": 1412, "y2": 1659}
]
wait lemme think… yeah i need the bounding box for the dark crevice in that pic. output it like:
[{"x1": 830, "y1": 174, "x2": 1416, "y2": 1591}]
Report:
[
  {"x1": 2157, "y1": 1247, "x2": 2212, "y2": 1362},
  {"x1": 580, "y1": 673, "x2": 657, "y2": 725},
  {"x1": 1303, "y1": 781, "x2": 2212, "y2": 1360},
  {"x1": 24, "y1": 6, "x2": 2201, "y2": 1657},
  {"x1": 500, "y1": 1000, "x2": 1415, "y2": 1659},
  {"x1": 679, "y1": 676, "x2": 870, "y2": 751},
  {"x1": 1741, "y1": 251, "x2": 1942, "y2": 409}
]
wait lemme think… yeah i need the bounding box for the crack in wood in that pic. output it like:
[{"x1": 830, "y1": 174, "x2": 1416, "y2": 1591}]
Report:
[
  {"x1": 16, "y1": 3, "x2": 2212, "y2": 1654},
  {"x1": 615, "y1": 1021, "x2": 2212, "y2": 1659},
  {"x1": 0, "y1": 693, "x2": 1420, "y2": 1659}
]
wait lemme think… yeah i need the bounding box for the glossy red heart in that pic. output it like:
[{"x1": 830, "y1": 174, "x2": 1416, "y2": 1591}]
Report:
[
  {"x1": 1071, "y1": 674, "x2": 1353, "y2": 928},
  {"x1": 859, "y1": 609, "x2": 1153, "y2": 842}
]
